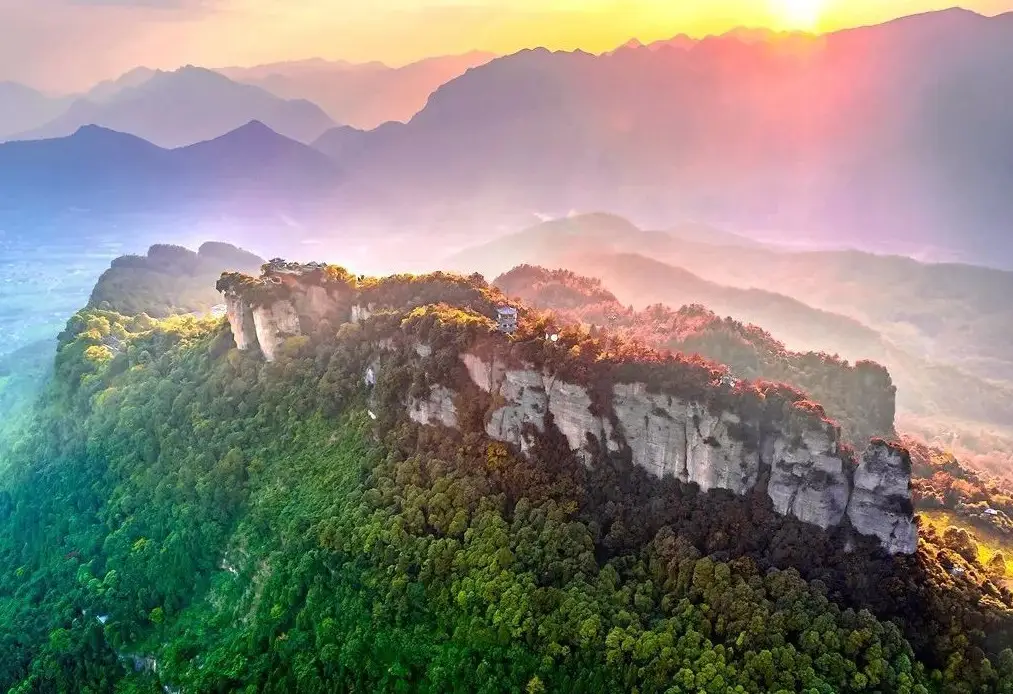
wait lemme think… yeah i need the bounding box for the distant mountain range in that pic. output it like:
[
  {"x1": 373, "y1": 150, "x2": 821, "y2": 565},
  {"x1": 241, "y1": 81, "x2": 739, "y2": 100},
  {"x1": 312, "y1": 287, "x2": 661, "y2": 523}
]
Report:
[
  {"x1": 0, "y1": 120, "x2": 339, "y2": 214},
  {"x1": 314, "y1": 8, "x2": 1013, "y2": 266},
  {"x1": 0, "y1": 83, "x2": 72, "y2": 141},
  {"x1": 445, "y1": 212, "x2": 1013, "y2": 391},
  {"x1": 9, "y1": 67, "x2": 336, "y2": 148},
  {"x1": 446, "y1": 212, "x2": 1013, "y2": 433},
  {"x1": 1, "y1": 52, "x2": 494, "y2": 146},
  {"x1": 7, "y1": 9, "x2": 1013, "y2": 265},
  {"x1": 218, "y1": 52, "x2": 496, "y2": 129}
]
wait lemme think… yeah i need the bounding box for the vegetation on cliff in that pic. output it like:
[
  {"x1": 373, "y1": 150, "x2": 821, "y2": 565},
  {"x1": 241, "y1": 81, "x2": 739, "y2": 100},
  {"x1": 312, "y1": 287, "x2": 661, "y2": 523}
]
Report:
[
  {"x1": 494, "y1": 265, "x2": 895, "y2": 446},
  {"x1": 0, "y1": 268, "x2": 1011, "y2": 692},
  {"x1": 90, "y1": 242, "x2": 264, "y2": 317}
]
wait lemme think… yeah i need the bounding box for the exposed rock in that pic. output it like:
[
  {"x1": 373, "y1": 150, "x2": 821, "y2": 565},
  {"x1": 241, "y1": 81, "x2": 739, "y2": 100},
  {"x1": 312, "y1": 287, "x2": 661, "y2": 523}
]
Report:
[
  {"x1": 461, "y1": 352, "x2": 506, "y2": 393},
  {"x1": 453, "y1": 354, "x2": 915, "y2": 554},
  {"x1": 351, "y1": 304, "x2": 373, "y2": 323},
  {"x1": 612, "y1": 383, "x2": 760, "y2": 495},
  {"x1": 486, "y1": 369, "x2": 547, "y2": 453},
  {"x1": 547, "y1": 379, "x2": 611, "y2": 459},
  {"x1": 765, "y1": 428, "x2": 850, "y2": 529},
  {"x1": 847, "y1": 441, "x2": 918, "y2": 555},
  {"x1": 219, "y1": 262, "x2": 355, "y2": 358},
  {"x1": 612, "y1": 384, "x2": 690, "y2": 480},
  {"x1": 292, "y1": 285, "x2": 337, "y2": 327},
  {"x1": 225, "y1": 292, "x2": 257, "y2": 351},
  {"x1": 409, "y1": 385, "x2": 458, "y2": 428},
  {"x1": 252, "y1": 301, "x2": 301, "y2": 362}
]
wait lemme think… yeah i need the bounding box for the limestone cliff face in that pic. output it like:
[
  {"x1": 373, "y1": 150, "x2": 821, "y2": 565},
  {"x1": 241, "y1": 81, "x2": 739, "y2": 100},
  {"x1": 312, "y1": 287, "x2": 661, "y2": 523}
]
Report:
[
  {"x1": 431, "y1": 350, "x2": 915, "y2": 555},
  {"x1": 766, "y1": 429, "x2": 851, "y2": 530},
  {"x1": 847, "y1": 441, "x2": 918, "y2": 555},
  {"x1": 408, "y1": 385, "x2": 458, "y2": 429},
  {"x1": 218, "y1": 265, "x2": 353, "y2": 362},
  {"x1": 224, "y1": 293, "x2": 257, "y2": 351},
  {"x1": 252, "y1": 301, "x2": 301, "y2": 362},
  {"x1": 612, "y1": 383, "x2": 759, "y2": 496},
  {"x1": 351, "y1": 304, "x2": 374, "y2": 323},
  {"x1": 220, "y1": 267, "x2": 916, "y2": 555}
]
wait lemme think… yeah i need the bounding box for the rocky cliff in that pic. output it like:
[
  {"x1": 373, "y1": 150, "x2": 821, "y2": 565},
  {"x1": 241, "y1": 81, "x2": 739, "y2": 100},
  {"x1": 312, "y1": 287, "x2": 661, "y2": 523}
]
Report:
[
  {"x1": 219, "y1": 263, "x2": 918, "y2": 555},
  {"x1": 452, "y1": 349, "x2": 916, "y2": 553},
  {"x1": 216, "y1": 261, "x2": 356, "y2": 361}
]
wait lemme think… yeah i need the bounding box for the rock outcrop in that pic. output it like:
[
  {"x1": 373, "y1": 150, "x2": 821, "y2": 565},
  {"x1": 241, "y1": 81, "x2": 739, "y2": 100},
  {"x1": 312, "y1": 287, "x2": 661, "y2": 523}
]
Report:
[
  {"x1": 612, "y1": 383, "x2": 760, "y2": 497},
  {"x1": 224, "y1": 293, "x2": 257, "y2": 351},
  {"x1": 252, "y1": 301, "x2": 301, "y2": 362},
  {"x1": 847, "y1": 441, "x2": 918, "y2": 554},
  {"x1": 220, "y1": 264, "x2": 917, "y2": 555},
  {"x1": 217, "y1": 262, "x2": 354, "y2": 361},
  {"x1": 417, "y1": 349, "x2": 915, "y2": 554},
  {"x1": 409, "y1": 385, "x2": 459, "y2": 429},
  {"x1": 765, "y1": 428, "x2": 851, "y2": 530}
]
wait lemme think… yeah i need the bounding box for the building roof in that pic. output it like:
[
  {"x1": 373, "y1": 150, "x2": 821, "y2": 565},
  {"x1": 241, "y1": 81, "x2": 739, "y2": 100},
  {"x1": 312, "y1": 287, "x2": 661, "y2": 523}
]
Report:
[{"x1": 497, "y1": 306, "x2": 518, "y2": 316}]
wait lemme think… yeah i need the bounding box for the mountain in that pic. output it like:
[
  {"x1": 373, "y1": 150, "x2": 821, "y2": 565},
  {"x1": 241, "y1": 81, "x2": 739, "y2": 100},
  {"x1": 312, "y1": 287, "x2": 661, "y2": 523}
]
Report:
[
  {"x1": 447, "y1": 212, "x2": 1013, "y2": 386},
  {"x1": 664, "y1": 221, "x2": 771, "y2": 248},
  {"x1": 88, "y1": 241, "x2": 265, "y2": 318},
  {"x1": 85, "y1": 66, "x2": 158, "y2": 103},
  {"x1": 566, "y1": 228, "x2": 1013, "y2": 387},
  {"x1": 445, "y1": 214, "x2": 1013, "y2": 435},
  {"x1": 1, "y1": 261, "x2": 1011, "y2": 690},
  {"x1": 12, "y1": 66, "x2": 335, "y2": 148},
  {"x1": 219, "y1": 51, "x2": 496, "y2": 129},
  {"x1": 0, "y1": 121, "x2": 340, "y2": 214},
  {"x1": 0, "y1": 82, "x2": 71, "y2": 140},
  {"x1": 323, "y1": 9, "x2": 1013, "y2": 266},
  {"x1": 492, "y1": 264, "x2": 897, "y2": 447},
  {"x1": 217, "y1": 57, "x2": 388, "y2": 81}
]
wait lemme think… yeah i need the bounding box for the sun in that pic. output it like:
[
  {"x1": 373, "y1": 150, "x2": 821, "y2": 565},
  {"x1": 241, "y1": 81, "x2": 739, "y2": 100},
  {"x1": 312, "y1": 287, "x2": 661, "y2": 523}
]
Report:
[{"x1": 771, "y1": 0, "x2": 825, "y2": 30}]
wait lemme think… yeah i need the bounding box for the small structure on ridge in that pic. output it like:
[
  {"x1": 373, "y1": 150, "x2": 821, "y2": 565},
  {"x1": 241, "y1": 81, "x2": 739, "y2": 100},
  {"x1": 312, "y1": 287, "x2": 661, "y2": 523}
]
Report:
[{"x1": 496, "y1": 306, "x2": 518, "y2": 334}]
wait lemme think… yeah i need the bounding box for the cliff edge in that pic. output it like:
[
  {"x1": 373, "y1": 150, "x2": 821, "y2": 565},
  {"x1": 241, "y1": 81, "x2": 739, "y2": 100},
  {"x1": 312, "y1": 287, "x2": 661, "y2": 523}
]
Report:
[{"x1": 218, "y1": 262, "x2": 918, "y2": 555}]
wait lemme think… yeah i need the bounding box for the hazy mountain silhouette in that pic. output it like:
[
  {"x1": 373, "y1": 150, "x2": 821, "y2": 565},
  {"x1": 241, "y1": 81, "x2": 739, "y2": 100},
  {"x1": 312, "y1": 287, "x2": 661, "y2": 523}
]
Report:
[
  {"x1": 219, "y1": 52, "x2": 496, "y2": 129},
  {"x1": 323, "y1": 8, "x2": 1013, "y2": 266},
  {"x1": 448, "y1": 212, "x2": 1013, "y2": 390},
  {"x1": 13, "y1": 67, "x2": 335, "y2": 147},
  {"x1": 0, "y1": 82, "x2": 72, "y2": 140},
  {"x1": 445, "y1": 212, "x2": 1013, "y2": 430},
  {"x1": 85, "y1": 67, "x2": 159, "y2": 103},
  {"x1": 217, "y1": 58, "x2": 389, "y2": 81},
  {"x1": 0, "y1": 121, "x2": 339, "y2": 214}
]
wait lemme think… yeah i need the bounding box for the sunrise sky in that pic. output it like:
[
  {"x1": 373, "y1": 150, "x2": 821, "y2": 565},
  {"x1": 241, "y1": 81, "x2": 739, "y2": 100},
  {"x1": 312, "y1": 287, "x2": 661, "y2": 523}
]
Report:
[{"x1": 4, "y1": 0, "x2": 1012, "y2": 93}]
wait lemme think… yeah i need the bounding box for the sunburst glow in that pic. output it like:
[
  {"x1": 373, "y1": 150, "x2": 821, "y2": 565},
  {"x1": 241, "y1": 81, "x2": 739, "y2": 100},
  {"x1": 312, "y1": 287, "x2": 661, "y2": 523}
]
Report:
[{"x1": 772, "y1": 0, "x2": 826, "y2": 30}]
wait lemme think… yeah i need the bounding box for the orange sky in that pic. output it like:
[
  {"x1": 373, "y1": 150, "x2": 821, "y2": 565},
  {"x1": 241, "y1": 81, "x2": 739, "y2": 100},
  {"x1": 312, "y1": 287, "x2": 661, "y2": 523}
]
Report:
[{"x1": 3, "y1": 0, "x2": 1012, "y2": 92}]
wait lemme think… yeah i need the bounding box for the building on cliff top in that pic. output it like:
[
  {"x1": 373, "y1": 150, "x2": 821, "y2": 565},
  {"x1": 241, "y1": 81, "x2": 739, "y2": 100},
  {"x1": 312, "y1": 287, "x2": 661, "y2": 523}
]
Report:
[{"x1": 497, "y1": 306, "x2": 518, "y2": 334}]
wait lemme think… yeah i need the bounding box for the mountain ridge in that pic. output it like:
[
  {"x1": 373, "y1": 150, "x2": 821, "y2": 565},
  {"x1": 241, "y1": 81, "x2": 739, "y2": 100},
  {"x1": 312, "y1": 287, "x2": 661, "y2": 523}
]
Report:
[
  {"x1": 308, "y1": 8, "x2": 1013, "y2": 266},
  {"x1": 10, "y1": 66, "x2": 335, "y2": 148},
  {"x1": 216, "y1": 51, "x2": 497, "y2": 129},
  {"x1": 0, "y1": 120, "x2": 339, "y2": 214}
]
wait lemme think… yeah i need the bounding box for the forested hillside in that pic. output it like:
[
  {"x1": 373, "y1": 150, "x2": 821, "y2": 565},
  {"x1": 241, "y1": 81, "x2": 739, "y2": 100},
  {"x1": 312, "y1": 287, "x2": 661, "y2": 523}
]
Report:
[
  {"x1": 494, "y1": 265, "x2": 896, "y2": 447},
  {"x1": 88, "y1": 241, "x2": 264, "y2": 317},
  {"x1": 0, "y1": 267, "x2": 1011, "y2": 692}
]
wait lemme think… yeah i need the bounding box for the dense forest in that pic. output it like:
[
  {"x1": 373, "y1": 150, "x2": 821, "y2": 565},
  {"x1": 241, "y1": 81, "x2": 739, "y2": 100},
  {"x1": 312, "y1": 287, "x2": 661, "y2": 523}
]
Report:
[
  {"x1": 88, "y1": 242, "x2": 264, "y2": 318},
  {"x1": 0, "y1": 265, "x2": 1011, "y2": 692}
]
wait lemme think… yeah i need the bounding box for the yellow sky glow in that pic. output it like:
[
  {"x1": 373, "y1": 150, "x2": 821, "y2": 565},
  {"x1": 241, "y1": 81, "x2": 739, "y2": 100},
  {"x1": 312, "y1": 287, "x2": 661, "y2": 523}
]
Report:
[
  {"x1": 201, "y1": 0, "x2": 1009, "y2": 68},
  {"x1": 4, "y1": 0, "x2": 1011, "y2": 91}
]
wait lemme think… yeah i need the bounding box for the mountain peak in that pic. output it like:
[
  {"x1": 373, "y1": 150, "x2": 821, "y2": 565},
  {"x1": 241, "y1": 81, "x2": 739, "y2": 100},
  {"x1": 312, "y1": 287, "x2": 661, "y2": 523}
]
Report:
[
  {"x1": 70, "y1": 123, "x2": 136, "y2": 141},
  {"x1": 234, "y1": 119, "x2": 272, "y2": 134}
]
